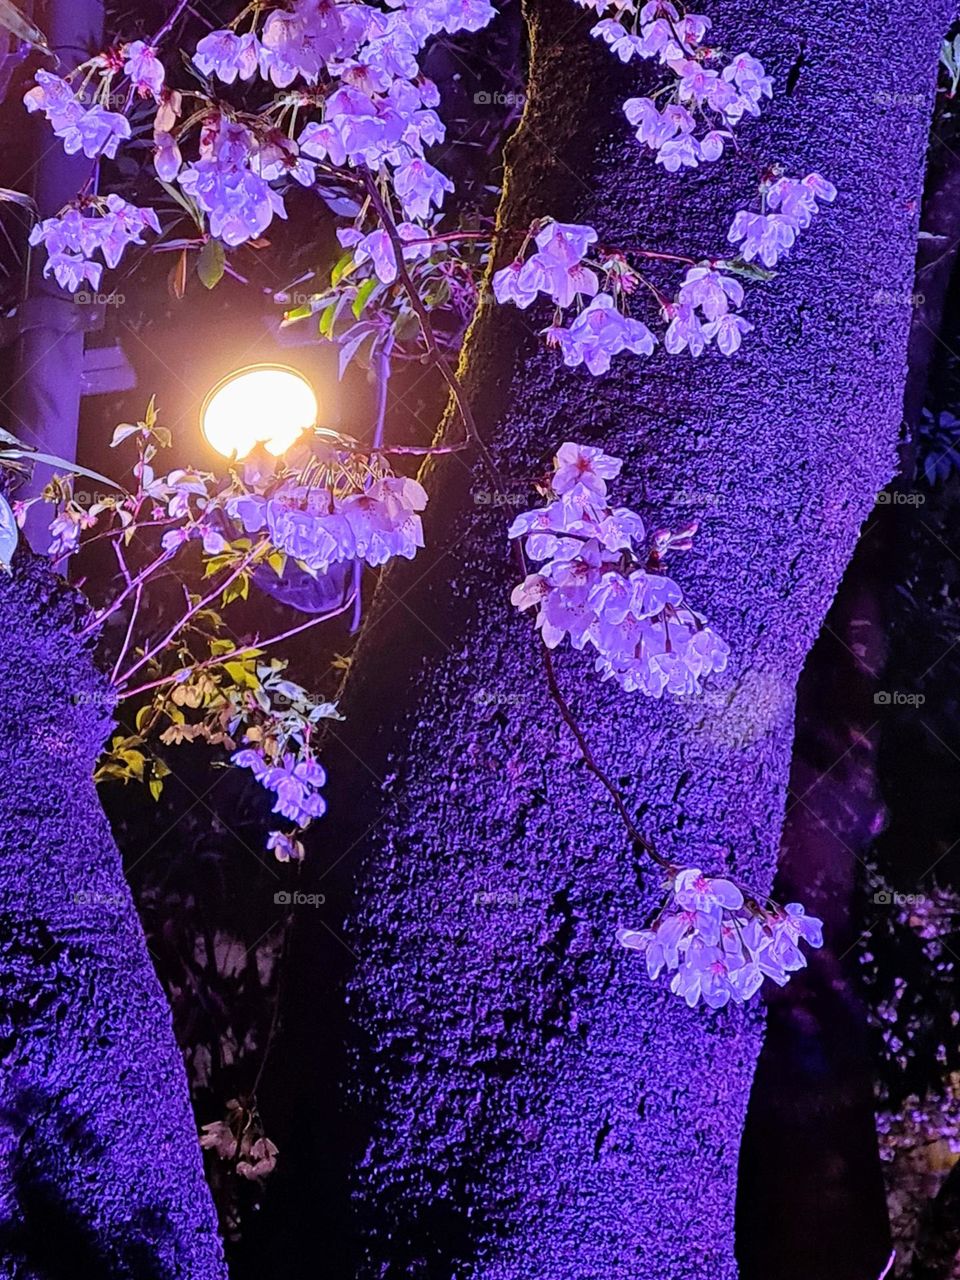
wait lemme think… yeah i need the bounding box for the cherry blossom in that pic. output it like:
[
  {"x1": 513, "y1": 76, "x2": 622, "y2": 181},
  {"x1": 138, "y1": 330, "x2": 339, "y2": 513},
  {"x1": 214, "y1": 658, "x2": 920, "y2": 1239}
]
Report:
[
  {"x1": 123, "y1": 41, "x2": 165, "y2": 99},
  {"x1": 267, "y1": 831, "x2": 306, "y2": 863},
  {"x1": 548, "y1": 293, "x2": 657, "y2": 375},
  {"x1": 728, "y1": 172, "x2": 837, "y2": 267},
  {"x1": 551, "y1": 442, "x2": 622, "y2": 499},
  {"x1": 24, "y1": 70, "x2": 131, "y2": 160},
  {"x1": 618, "y1": 866, "x2": 824, "y2": 1008},
  {"x1": 28, "y1": 196, "x2": 160, "y2": 292},
  {"x1": 509, "y1": 443, "x2": 728, "y2": 696},
  {"x1": 262, "y1": 472, "x2": 428, "y2": 574},
  {"x1": 153, "y1": 131, "x2": 182, "y2": 182},
  {"x1": 393, "y1": 157, "x2": 454, "y2": 220},
  {"x1": 338, "y1": 220, "x2": 432, "y2": 284},
  {"x1": 193, "y1": 30, "x2": 261, "y2": 84},
  {"x1": 233, "y1": 748, "x2": 328, "y2": 826},
  {"x1": 178, "y1": 119, "x2": 288, "y2": 248},
  {"x1": 662, "y1": 266, "x2": 755, "y2": 356},
  {"x1": 493, "y1": 221, "x2": 766, "y2": 370},
  {"x1": 587, "y1": 1, "x2": 772, "y2": 170}
]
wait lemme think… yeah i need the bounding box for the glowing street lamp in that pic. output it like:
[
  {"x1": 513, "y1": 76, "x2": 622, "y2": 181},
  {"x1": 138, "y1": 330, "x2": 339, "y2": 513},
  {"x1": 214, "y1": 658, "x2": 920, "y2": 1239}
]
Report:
[{"x1": 200, "y1": 364, "x2": 318, "y2": 459}]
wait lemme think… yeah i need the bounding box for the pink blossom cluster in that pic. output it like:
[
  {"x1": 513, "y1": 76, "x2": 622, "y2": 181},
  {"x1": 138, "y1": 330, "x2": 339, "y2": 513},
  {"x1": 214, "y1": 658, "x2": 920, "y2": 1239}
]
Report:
[
  {"x1": 548, "y1": 294, "x2": 657, "y2": 375},
  {"x1": 120, "y1": 41, "x2": 166, "y2": 98},
  {"x1": 728, "y1": 173, "x2": 837, "y2": 267},
  {"x1": 493, "y1": 224, "x2": 657, "y2": 375},
  {"x1": 577, "y1": 0, "x2": 773, "y2": 171},
  {"x1": 28, "y1": 195, "x2": 160, "y2": 293},
  {"x1": 177, "y1": 118, "x2": 293, "y2": 248},
  {"x1": 179, "y1": 0, "x2": 493, "y2": 236},
  {"x1": 336, "y1": 220, "x2": 433, "y2": 284},
  {"x1": 493, "y1": 221, "x2": 766, "y2": 370},
  {"x1": 509, "y1": 443, "x2": 729, "y2": 697},
  {"x1": 227, "y1": 472, "x2": 428, "y2": 574},
  {"x1": 664, "y1": 265, "x2": 752, "y2": 356},
  {"x1": 618, "y1": 867, "x2": 824, "y2": 1008},
  {"x1": 23, "y1": 0, "x2": 496, "y2": 282},
  {"x1": 24, "y1": 70, "x2": 130, "y2": 159},
  {"x1": 232, "y1": 748, "x2": 328, "y2": 826}
]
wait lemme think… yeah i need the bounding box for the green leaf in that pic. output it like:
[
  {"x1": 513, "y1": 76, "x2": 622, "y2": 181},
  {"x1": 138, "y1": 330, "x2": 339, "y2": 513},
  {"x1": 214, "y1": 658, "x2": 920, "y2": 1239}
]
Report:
[
  {"x1": 221, "y1": 573, "x2": 250, "y2": 606},
  {"x1": 157, "y1": 180, "x2": 204, "y2": 230},
  {"x1": 331, "y1": 251, "x2": 355, "y2": 287},
  {"x1": 197, "y1": 239, "x2": 226, "y2": 290},
  {"x1": 224, "y1": 659, "x2": 259, "y2": 688},
  {"x1": 352, "y1": 276, "x2": 378, "y2": 319},
  {"x1": 281, "y1": 304, "x2": 315, "y2": 326},
  {"x1": 110, "y1": 423, "x2": 141, "y2": 448},
  {"x1": 319, "y1": 300, "x2": 338, "y2": 340},
  {"x1": 0, "y1": 493, "x2": 18, "y2": 572}
]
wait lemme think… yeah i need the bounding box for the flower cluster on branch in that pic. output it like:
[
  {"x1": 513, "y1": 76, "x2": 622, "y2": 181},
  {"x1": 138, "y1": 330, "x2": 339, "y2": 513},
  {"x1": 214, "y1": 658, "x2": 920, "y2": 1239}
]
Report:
[
  {"x1": 619, "y1": 867, "x2": 824, "y2": 1008},
  {"x1": 509, "y1": 443, "x2": 729, "y2": 696}
]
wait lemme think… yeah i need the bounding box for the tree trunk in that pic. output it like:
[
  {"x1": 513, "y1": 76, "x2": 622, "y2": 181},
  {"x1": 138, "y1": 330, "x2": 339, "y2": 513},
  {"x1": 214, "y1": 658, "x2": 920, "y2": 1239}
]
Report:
[
  {"x1": 273, "y1": 2, "x2": 951, "y2": 1275},
  {"x1": 0, "y1": 552, "x2": 225, "y2": 1279},
  {"x1": 737, "y1": 529, "x2": 892, "y2": 1280},
  {"x1": 738, "y1": 92, "x2": 960, "y2": 1280}
]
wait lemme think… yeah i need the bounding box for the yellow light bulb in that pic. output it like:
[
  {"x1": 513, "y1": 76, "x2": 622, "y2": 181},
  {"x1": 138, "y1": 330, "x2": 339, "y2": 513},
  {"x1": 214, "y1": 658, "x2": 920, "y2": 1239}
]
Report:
[{"x1": 201, "y1": 365, "x2": 318, "y2": 459}]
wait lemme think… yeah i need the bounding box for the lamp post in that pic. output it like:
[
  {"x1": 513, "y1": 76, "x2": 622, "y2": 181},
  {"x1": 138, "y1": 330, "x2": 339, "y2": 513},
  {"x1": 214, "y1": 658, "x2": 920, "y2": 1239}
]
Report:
[
  {"x1": 203, "y1": 364, "x2": 352, "y2": 613},
  {"x1": 200, "y1": 364, "x2": 319, "y2": 460},
  {"x1": 8, "y1": 0, "x2": 105, "y2": 551}
]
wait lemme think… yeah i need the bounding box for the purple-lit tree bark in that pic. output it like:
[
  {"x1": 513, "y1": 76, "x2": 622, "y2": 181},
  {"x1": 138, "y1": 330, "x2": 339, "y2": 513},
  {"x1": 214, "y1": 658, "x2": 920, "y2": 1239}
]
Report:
[
  {"x1": 0, "y1": 553, "x2": 226, "y2": 1278},
  {"x1": 300, "y1": 1, "x2": 952, "y2": 1275}
]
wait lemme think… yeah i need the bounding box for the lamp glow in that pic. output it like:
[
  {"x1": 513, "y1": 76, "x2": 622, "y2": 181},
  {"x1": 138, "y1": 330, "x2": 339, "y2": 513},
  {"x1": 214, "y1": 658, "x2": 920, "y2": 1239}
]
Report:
[{"x1": 201, "y1": 364, "x2": 318, "y2": 459}]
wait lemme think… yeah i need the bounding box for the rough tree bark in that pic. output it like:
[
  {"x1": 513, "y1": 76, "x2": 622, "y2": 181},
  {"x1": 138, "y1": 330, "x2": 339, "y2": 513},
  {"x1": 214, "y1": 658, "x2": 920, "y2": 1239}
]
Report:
[
  {"x1": 0, "y1": 552, "x2": 226, "y2": 1279},
  {"x1": 271, "y1": 1, "x2": 952, "y2": 1276},
  {"x1": 738, "y1": 97, "x2": 960, "y2": 1280}
]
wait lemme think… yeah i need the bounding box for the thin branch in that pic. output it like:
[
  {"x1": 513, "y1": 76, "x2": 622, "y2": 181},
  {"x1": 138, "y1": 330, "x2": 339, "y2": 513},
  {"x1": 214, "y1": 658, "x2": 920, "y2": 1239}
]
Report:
[
  {"x1": 80, "y1": 547, "x2": 176, "y2": 637},
  {"x1": 352, "y1": 337, "x2": 395, "y2": 632},
  {"x1": 117, "y1": 591, "x2": 358, "y2": 701},
  {"x1": 876, "y1": 1251, "x2": 895, "y2": 1280},
  {"x1": 114, "y1": 548, "x2": 261, "y2": 689},
  {"x1": 151, "y1": 0, "x2": 193, "y2": 46},
  {"x1": 362, "y1": 170, "x2": 500, "y2": 484},
  {"x1": 373, "y1": 441, "x2": 471, "y2": 457},
  {"x1": 539, "y1": 641, "x2": 670, "y2": 870},
  {"x1": 112, "y1": 583, "x2": 143, "y2": 684}
]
